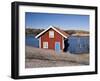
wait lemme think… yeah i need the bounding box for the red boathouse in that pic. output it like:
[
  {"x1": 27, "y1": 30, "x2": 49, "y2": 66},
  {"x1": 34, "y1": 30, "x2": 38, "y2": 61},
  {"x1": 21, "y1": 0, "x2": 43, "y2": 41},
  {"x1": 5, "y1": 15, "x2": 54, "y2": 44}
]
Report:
[{"x1": 35, "y1": 26, "x2": 69, "y2": 51}]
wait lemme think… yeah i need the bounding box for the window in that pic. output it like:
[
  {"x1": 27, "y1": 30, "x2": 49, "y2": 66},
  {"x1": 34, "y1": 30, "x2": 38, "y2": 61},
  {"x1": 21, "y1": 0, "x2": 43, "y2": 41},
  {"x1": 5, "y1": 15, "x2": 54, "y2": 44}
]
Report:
[
  {"x1": 49, "y1": 31, "x2": 54, "y2": 38},
  {"x1": 43, "y1": 42, "x2": 48, "y2": 48}
]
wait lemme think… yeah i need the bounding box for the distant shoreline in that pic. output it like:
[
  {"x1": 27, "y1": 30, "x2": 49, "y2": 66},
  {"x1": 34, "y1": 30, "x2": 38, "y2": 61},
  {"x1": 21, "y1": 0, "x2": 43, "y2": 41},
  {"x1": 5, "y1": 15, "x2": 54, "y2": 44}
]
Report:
[
  {"x1": 26, "y1": 28, "x2": 89, "y2": 36},
  {"x1": 71, "y1": 34, "x2": 89, "y2": 36},
  {"x1": 26, "y1": 34, "x2": 89, "y2": 37}
]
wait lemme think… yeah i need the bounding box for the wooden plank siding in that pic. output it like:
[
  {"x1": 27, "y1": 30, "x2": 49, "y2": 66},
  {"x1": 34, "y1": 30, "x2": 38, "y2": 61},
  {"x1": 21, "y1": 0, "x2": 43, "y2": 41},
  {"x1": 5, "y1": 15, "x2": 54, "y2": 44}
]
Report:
[{"x1": 41, "y1": 28, "x2": 63, "y2": 50}]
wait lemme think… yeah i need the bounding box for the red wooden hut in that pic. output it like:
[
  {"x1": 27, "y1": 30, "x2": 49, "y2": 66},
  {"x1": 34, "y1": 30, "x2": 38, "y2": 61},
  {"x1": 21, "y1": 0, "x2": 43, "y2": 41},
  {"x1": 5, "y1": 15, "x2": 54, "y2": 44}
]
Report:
[{"x1": 35, "y1": 26, "x2": 69, "y2": 51}]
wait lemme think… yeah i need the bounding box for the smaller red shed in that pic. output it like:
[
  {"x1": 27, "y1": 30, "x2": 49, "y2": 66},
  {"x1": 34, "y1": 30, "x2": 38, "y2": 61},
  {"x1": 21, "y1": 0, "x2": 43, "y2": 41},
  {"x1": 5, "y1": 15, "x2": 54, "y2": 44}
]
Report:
[{"x1": 35, "y1": 26, "x2": 69, "y2": 51}]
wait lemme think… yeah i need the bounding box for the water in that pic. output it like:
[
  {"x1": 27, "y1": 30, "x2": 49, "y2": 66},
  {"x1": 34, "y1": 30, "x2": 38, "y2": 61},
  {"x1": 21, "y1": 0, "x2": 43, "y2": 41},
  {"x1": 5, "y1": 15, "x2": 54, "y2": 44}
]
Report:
[
  {"x1": 68, "y1": 36, "x2": 89, "y2": 54},
  {"x1": 25, "y1": 35, "x2": 39, "y2": 48},
  {"x1": 26, "y1": 35, "x2": 89, "y2": 54}
]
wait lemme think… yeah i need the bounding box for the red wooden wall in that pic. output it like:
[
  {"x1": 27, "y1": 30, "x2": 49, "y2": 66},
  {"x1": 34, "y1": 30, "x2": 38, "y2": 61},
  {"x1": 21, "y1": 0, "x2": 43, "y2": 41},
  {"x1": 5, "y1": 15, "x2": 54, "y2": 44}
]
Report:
[{"x1": 41, "y1": 28, "x2": 63, "y2": 50}]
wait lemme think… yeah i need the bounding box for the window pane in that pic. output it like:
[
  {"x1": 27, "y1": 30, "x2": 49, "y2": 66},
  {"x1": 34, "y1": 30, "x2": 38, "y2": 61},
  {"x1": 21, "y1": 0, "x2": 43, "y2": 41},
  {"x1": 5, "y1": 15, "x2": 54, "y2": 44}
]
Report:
[
  {"x1": 43, "y1": 42, "x2": 48, "y2": 48},
  {"x1": 49, "y1": 31, "x2": 54, "y2": 38}
]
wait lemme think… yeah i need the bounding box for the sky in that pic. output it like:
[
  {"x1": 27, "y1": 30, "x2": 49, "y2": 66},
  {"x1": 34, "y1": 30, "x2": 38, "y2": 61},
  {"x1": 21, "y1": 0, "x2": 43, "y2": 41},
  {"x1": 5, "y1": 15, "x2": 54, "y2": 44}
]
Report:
[{"x1": 25, "y1": 12, "x2": 89, "y2": 31}]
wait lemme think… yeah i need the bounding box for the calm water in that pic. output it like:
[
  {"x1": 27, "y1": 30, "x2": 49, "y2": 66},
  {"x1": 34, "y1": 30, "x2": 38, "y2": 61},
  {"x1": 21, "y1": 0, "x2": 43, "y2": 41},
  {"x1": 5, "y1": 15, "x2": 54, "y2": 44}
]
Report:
[
  {"x1": 25, "y1": 35, "x2": 39, "y2": 48},
  {"x1": 68, "y1": 36, "x2": 89, "y2": 54},
  {"x1": 25, "y1": 35, "x2": 89, "y2": 54}
]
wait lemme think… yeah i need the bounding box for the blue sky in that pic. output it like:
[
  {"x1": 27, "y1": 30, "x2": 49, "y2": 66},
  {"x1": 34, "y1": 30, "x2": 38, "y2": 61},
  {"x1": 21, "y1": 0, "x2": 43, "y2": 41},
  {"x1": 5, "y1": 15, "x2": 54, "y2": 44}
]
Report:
[{"x1": 25, "y1": 12, "x2": 89, "y2": 31}]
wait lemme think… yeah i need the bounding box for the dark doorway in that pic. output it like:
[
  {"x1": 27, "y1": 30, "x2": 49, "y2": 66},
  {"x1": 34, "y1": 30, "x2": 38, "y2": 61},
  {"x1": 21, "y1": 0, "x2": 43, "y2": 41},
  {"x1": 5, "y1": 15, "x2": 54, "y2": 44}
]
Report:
[{"x1": 63, "y1": 39, "x2": 69, "y2": 52}]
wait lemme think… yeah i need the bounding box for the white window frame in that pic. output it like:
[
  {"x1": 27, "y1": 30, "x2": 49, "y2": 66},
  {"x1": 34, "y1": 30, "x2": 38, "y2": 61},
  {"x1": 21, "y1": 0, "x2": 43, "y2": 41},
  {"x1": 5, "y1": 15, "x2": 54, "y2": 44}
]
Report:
[
  {"x1": 49, "y1": 31, "x2": 54, "y2": 38},
  {"x1": 43, "y1": 42, "x2": 48, "y2": 48}
]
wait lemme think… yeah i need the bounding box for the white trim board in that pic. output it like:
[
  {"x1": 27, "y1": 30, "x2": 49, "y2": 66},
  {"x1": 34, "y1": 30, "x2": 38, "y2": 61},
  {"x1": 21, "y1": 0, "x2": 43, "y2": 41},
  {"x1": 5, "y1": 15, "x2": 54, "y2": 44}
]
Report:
[{"x1": 39, "y1": 37, "x2": 41, "y2": 48}]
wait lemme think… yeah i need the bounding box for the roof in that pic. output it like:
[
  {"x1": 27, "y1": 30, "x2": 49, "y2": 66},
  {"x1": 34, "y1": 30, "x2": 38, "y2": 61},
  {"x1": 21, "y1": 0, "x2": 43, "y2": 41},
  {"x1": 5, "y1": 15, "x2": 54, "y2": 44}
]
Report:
[{"x1": 35, "y1": 25, "x2": 69, "y2": 38}]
